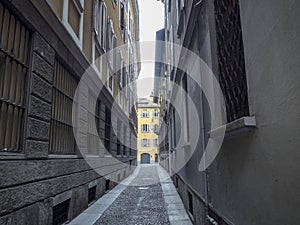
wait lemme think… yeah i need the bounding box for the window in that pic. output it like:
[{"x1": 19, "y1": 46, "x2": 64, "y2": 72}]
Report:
[
  {"x1": 118, "y1": 51, "x2": 124, "y2": 89},
  {"x1": 49, "y1": 59, "x2": 78, "y2": 154},
  {"x1": 88, "y1": 186, "x2": 96, "y2": 204},
  {"x1": 62, "y1": 0, "x2": 84, "y2": 48},
  {"x1": 111, "y1": 0, "x2": 118, "y2": 7},
  {"x1": 104, "y1": 106, "x2": 111, "y2": 153},
  {"x1": 107, "y1": 18, "x2": 114, "y2": 68},
  {"x1": 176, "y1": 0, "x2": 184, "y2": 37},
  {"x1": 52, "y1": 199, "x2": 70, "y2": 225},
  {"x1": 93, "y1": 0, "x2": 107, "y2": 50},
  {"x1": 152, "y1": 124, "x2": 159, "y2": 133},
  {"x1": 87, "y1": 94, "x2": 100, "y2": 155},
  {"x1": 141, "y1": 124, "x2": 150, "y2": 133},
  {"x1": 105, "y1": 179, "x2": 110, "y2": 191},
  {"x1": 119, "y1": 2, "x2": 125, "y2": 30},
  {"x1": 214, "y1": 0, "x2": 249, "y2": 123},
  {"x1": 187, "y1": 190, "x2": 193, "y2": 216},
  {"x1": 141, "y1": 139, "x2": 150, "y2": 147},
  {"x1": 117, "y1": 119, "x2": 121, "y2": 155},
  {"x1": 123, "y1": 125, "x2": 127, "y2": 155},
  {"x1": 182, "y1": 75, "x2": 189, "y2": 142},
  {"x1": 153, "y1": 139, "x2": 158, "y2": 147},
  {"x1": 112, "y1": 34, "x2": 117, "y2": 71},
  {"x1": 0, "y1": 2, "x2": 31, "y2": 152},
  {"x1": 152, "y1": 109, "x2": 159, "y2": 117},
  {"x1": 140, "y1": 110, "x2": 149, "y2": 118}
]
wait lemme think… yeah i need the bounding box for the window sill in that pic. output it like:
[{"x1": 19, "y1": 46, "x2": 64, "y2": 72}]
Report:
[
  {"x1": 209, "y1": 116, "x2": 256, "y2": 139},
  {"x1": 0, "y1": 152, "x2": 26, "y2": 160},
  {"x1": 48, "y1": 154, "x2": 80, "y2": 159},
  {"x1": 182, "y1": 142, "x2": 191, "y2": 151}
]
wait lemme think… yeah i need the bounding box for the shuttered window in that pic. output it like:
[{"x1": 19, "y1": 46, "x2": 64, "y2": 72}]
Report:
[
  {"x1": 49, "y1": 59, "x2": 78, "y2": 154},
  {"x1": 0, "y1": 2, "x2": 31, "y2": 152}
]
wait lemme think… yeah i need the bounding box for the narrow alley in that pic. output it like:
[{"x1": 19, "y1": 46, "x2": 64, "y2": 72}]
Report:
[
  {"x1": 0, "y1": 0, "x2": 299, "y2": 224},
  {"x1": 70, "y1": 165, "x2": 192, "y2": 225}
]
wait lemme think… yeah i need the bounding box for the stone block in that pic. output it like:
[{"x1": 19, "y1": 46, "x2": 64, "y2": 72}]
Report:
[
  {"x1": 32, "y1": 53, "x2": 53, "y2": 83},
  {"x1": 29, "y1": 96, "x2": 51, "y2": 120},
  {"x1": 31, "y1": 74, "x2": 52, "y2": 102},
  {"x1": 33, "y1": 33, "x2": 55, "y2": 66},
  {"x1": 27, "y1": 118, "x2": 50, "y2": 140},
  {"x1": 26, "y1": 140, "x2": 49, "y2": 158}
]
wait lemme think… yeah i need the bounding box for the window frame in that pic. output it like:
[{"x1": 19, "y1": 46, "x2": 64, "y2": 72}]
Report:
[
  {"x1": 140, "y1": 110, "x2": 149, "y2": 118},
  {"x1": 49, "y1": 58, "x2": 78, "y2": 155},
  {"x1": 153, "y1": 138, "x2": 158, "y2": 147},
  {"x1": 141, "y1": 138, "x2": 150, "y2": 147},
  {"x1": 152, "y1": 109, "x2": 159, "y2": 118},
  {"x1": 62, "y1": 0, "x2": 85, "y2": 49},
  {"x1": 140, "y1": 124, "x2": 150, "y2": 133}
]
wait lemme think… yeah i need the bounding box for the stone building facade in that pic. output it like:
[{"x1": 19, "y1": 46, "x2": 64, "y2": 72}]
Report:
[
  {"x1": 0, "y1": 0, "x2": 140, "y2": 224},
  {"x1": 137, "y1": 97, "x2": 159, "y2": 164},
  {"x1": 157, "y1": 0, "x2": 300, "y2": 225}
]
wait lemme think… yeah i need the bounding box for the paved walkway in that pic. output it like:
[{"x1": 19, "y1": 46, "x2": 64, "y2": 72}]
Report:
[{"x1": 70, "y1": 165, "x2": 192, "y2": 225}]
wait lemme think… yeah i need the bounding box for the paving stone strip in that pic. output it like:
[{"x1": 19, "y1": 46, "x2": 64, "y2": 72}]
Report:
[{"x1": 96, "y1": 165, "x2": 171, "y2": 225}]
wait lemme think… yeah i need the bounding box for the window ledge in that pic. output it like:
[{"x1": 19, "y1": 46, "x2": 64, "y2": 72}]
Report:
[
  {"x1": 48, "y1": 154, "x2": 80, "y2": 159},
  {"x1": 210, "y1": 116, "x2": 256, "y2": 139},
  {"x1": 0, "y1": 152, "x2": 26, "y2": 160},
  {"x1": 182, "y1": 142, "x2": 191, "y2": 151}
]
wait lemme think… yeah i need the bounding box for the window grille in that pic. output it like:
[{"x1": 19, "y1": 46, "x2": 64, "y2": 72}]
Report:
[
  {"x1": 214, "y1": 0, "x2": 249, "y2": 122},
  {"x1": 116, "y1": 119, "x2": 121, "y2": 155},
  {"x1": 52, "y1": 199, "x2": 70, "y2": 225},
  {"x1": 87, "y1": 94, "x2": 100, "y2": 155},
  {"x1": 187, "y1": 191, "x2": 194, "y2": 216},
  {"x1": 88, "y1": 186, "x2": 96, "y2": 204},
  {"x1": 0, "y1": 2, "x2": 31, "y2": 152},
  {"x1": 105, "y1": 179, "x2": 110, "y2": 191},
  {"x1": 104, "y1": 106, "x2": 111, "y2": 152},
  {"x1": 123, "y1": 125, "x2": 126, "y2": 155},
  {"x1": 49, "y1": 59, "x2": 78, "y2": 154}
]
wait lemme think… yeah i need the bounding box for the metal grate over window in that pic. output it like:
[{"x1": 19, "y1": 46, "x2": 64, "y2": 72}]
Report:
[
  {"x1": 88, "y1": 186, "x2": 96, "y2": 204},
  {"x1": 214, "y1": 0, "x2": 250, "y2": 122},
  {"x1": 104, "y1": 106, "x2": 111, "y2": 153},
  {"x1": 87, "y1": 94, "x2": 100, "y2": 155},
  {"x1": 0, "y1": 2, "x2": 31, "y2": 152},
  {"x1": 49, "y1": 59, "x2": 78, "y2": 154},
  {"x1": 52, "y1": 199, "x2": 70, "y2": 225}
]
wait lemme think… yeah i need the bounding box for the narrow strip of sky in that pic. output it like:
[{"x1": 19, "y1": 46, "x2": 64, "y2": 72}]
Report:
[{"x1": 137, "y1": 0, "x2": 164, "y2": 97}]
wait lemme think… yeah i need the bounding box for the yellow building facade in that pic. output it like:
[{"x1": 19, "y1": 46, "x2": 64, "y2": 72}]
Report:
[{"x1": 137, "y1": 97, "x2": 160, "y2": 164}]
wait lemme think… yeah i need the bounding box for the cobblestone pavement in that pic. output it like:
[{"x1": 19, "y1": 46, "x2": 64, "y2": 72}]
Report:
[{"x1": 96, "y1": 165, "x2": 171, "y2": 225}]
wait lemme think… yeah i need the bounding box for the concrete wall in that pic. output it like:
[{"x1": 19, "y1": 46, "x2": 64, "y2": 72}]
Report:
[
  {"x1": 207, "y1": 1, "x2": 300, "y2": 224},
  {"x1": 164, "y1": 0, "x2": 300, "y2": 224}
]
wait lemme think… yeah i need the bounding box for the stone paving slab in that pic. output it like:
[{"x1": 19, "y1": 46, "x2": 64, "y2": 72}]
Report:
[{"x1": 157, "y1": 166, "x2": 193, "y2": 225}]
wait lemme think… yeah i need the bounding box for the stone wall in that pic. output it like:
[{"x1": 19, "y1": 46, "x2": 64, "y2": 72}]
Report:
[{"x1": 0, "y1": 0, "x2": 138, "y2": 224}]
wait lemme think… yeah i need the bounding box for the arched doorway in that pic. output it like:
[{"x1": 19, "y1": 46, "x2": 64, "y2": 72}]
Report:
[{"x1": 141, "y1": 153, "x2": 151, "y2": 164}]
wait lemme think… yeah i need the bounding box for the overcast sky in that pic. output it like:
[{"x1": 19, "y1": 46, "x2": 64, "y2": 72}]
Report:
[{"x1": 137, "y1": 0, "x2": 164, "y2": 98}]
